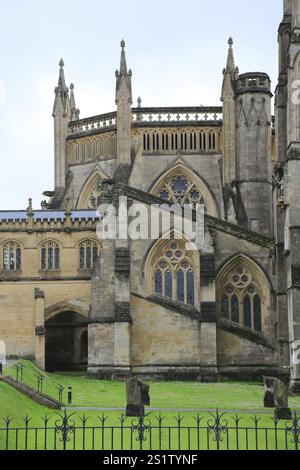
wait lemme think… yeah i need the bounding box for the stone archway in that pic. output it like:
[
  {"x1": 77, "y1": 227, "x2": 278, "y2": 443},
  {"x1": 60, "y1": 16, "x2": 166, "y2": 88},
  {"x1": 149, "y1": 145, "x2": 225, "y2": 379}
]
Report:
[{"x1": 45, "y1": 311, "x2": 88, "y2": 372}]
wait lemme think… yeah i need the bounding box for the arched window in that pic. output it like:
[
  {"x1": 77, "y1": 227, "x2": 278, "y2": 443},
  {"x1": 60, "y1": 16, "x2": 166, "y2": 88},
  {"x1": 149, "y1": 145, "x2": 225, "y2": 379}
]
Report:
[
  {"x1": 79, "y1": 240, "x2": 99, "y2": 270},
  {"x1": 157, "y1": 174, "x2": 205, "y2": 209},
  {"x1": 152, "y1": 241, "x2": 195, "y2": 306},
  {"x1": 41, "y1": 241, "x2": 60, "y2": 271},
  {"x1": 2, "y1": 241, "x2": 22, "y2": 272},
  {"x1": 77, "y1": 170, "x2": 109, "y2": 209},
  {"x1": 219, "y1": 265, "x2": 263, "y2": 333},
  {"x1": 150, "y1": 164, "x2": 219, "y2": 218}
]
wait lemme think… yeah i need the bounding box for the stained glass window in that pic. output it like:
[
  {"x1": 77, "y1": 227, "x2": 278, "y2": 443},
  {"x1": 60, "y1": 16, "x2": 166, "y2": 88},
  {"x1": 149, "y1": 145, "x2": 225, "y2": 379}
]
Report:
[
  {"x1": 86, "y1": 246, "x2": 92, "y2": 270},
  {"x1": 254, "y1": 295, "x2": 262, "y2": 332},
  {"x1": 55, "y1": 246, "x2": 60, "y2": 271},
  {"x1": 152, "y1": 241, "x2": 196, "y2": 306},
  {"x1": 187, "y1": 270, "x2": 195, "y2": 306},
  {"x1": 243, "y1": 295, "x2": 252, "y2": 329},
  {"x1": 80, "y1": 247, "x2": 85, "y2": 270},
  {"x1": 16, "y1": 247, "x2": 22, "y2": 271},
  {"x1": 165, "y1": 271, "x2": 173, "y2": 298},
  {"x1": 41, "y1": 246, "x2": 47, "y2": 271},
  {"x1": 41, "y1": 241, "x2": 60, "y2": 272},
  {"x1": 231, "y1": 295, "x2": 240, "y2": 323},
  {"x1": 219, "y1": 266, "x2": 264, "y2": 333},
  {"x1": 93, "y1": 246, "x2": 98, "y2": 265},
  {"x1": 155, "y1": 270, "x2": 163, "y2": 295},
  {"x1": 48, "y1": 245, "x2": 53, "y2": 270},
  {"x1": 177, "y1": 270, "x2": 185, "y2": 303},
  {"x1": 156, "y1": 174, "x2": 205, "y2": 209},
  {"x1": 221, "y1": 295, "x2": 229, "y2": 319},
  {"x1": 79, "y1": 241, "x2": 99, "y2": 271},
  {"x1": 2, "y1": 242, "x2": 22, "y2": 272}
]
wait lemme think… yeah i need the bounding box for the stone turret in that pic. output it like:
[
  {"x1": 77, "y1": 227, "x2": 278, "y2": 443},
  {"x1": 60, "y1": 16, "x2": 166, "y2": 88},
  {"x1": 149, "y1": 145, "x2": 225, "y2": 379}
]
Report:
[
  {"x1": 52, "y1": 59, "x2": 70, "y2": 192},
  {"x1": 114, "y1": 40, "x2": 133, "y2": 182},
  {"x1": 234, "y1": 72, "x2": 273, "y2": 235}
]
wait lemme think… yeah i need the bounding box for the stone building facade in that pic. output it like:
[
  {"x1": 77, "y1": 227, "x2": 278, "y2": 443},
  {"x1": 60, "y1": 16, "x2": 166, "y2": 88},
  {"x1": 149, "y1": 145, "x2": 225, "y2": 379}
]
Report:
[{"x1": 0, "y1": 1, "x2": 299, "y2": 386}]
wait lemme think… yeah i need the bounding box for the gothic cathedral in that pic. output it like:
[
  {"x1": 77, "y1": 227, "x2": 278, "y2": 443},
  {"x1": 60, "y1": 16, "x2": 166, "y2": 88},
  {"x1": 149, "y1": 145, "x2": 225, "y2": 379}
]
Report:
[{"x1": 0, "y1": 0, "x2": 299, "y2": 391}]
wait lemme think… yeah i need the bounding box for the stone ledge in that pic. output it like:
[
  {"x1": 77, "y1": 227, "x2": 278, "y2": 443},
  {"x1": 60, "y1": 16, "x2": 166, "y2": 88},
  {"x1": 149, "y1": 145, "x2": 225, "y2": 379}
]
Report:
[
  {"x1": 132, "y1": 293, "x2": 200, "y2": 320},
  {"x1": 217, "y1": 319, "x2": 277, "y2": 351}
]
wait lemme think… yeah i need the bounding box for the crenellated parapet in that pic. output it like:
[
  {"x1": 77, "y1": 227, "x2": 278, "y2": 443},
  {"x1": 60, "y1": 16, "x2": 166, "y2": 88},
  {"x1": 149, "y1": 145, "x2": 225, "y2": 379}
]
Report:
[
  {"x1": 0, "y1": 211, "x2": 100, "y2": 233},
  {"x1": 236, "y1": 72, "x2": 272, "y2": 96}
]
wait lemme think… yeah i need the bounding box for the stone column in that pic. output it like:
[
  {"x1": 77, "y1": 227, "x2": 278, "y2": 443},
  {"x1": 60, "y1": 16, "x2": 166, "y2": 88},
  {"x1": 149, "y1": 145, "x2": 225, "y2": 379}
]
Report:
[
  {"x1": 286, "y1": 147, "x2": 300, "y2": 393},
  {"x1": 34, "y1": 288, "x2": 45, "y2": 371},
  {"x1": 88, "y1": 187, "x2": 132, "y2": 379},
  {"x1": 88, "y1": 238, "x2": 116, "y2": 378},
  {"x1": 199, "y1": 230, "x2": 218, "y2": 381},
  {"x1": 113, "y1": 240, "x2": 132, "y2": 379}
]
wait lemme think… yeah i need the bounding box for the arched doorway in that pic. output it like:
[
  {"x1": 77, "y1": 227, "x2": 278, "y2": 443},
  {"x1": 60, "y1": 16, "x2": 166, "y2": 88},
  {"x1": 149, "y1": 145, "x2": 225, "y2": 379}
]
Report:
[{"x1": 45, "y1": 311, "x2": 88, "y2": 372}]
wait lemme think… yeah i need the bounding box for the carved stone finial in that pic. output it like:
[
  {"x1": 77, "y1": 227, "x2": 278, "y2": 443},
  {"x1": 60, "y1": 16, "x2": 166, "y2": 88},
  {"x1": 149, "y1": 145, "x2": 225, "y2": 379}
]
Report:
[
  {"x1": 228, "y1": 37, "x2": 233, "y2": 46},
  {"x1": 70, "y1": 83, "x2": 74, "y2": 90},
  {"x1": 59, "y1": 58, "x2": 64, "y2": 67},
  {"x1": 137, "y1": 96, "x2": 142, "y2": 108},
  {"x1": 65, "y1": 197, "x2": 71, "y2": 213},
  {"x1": 27, "y1": 198, "x2": 33, "y2": 214},
  {"x1": 121, "y1": 39, "x2": 125, "y2": 49}
]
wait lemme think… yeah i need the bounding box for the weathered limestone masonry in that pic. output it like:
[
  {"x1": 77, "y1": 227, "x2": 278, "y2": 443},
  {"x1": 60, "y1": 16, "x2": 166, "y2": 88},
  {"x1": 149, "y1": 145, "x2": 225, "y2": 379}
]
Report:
[
  {"x1": 1, "y1": 5, "x2": 299, "y2": 386},
  {"x1": 275, "y1": 0, "x2": 300, "y2": 393},
  {"x1": 0, "y1": 210, "x2": 98, "y2": 370}
]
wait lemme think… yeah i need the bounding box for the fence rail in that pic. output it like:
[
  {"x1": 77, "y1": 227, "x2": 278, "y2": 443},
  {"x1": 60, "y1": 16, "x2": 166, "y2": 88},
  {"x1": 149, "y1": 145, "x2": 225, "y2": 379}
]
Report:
[{"x1": 0, "y1": 410, "x2": 299, "y2": 451}]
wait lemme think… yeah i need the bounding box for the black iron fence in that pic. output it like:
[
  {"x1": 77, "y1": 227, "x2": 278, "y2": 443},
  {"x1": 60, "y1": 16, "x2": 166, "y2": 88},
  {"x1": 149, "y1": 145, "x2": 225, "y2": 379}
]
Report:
[{"x1": 0, "y1": 410, "x2": 300, "y2": 451}]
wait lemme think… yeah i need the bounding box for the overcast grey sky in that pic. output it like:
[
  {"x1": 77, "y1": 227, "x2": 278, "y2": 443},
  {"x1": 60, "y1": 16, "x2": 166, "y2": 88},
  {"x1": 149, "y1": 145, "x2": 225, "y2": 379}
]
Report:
[{"x1": 0, "y1": 0, "x2": 283, "y2": 209}]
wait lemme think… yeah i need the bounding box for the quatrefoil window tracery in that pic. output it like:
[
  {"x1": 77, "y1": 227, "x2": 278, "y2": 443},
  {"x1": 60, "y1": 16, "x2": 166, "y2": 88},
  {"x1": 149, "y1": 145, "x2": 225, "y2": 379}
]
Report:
[
  {"x1": 220, "y1": 265, "x2": 262, "y2": 332},
  {"x1": 153, "y1": 242, "x2": 195, "y2": 306},
  {"x1": 159, "y1": 175, "x2": 205, "y2": 207}
]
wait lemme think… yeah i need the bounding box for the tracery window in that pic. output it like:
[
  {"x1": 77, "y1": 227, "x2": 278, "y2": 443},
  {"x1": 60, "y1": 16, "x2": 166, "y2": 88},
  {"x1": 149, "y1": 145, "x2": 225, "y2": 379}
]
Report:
[
  {"x1": 87, "y1": 181, "x2": 103, "y2": 209},
  {"x1": 2, "y1": 242, "x2": 22, "y2": 272},
  {"x1": 153, "y1": 241, "x2": 195, "y2": 306},
  {"x1": 79, "y1": 240, "x2": 99, "y2": 270},
  {"x1": 41, "y1": 241, "x2": 60, "y2": 272},
  {"x1": 220, "y1": 265, "x2": 262, "y2": 332},
  {"x1": 158, "y1": 174, "x2": 205, "y2": 208}
]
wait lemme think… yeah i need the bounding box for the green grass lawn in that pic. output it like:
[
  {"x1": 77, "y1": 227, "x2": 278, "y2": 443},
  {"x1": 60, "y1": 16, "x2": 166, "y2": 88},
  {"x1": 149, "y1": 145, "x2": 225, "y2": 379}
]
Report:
[
  {"x1": 1, "y1": 361, "x2": 300, "y2": 450},
  {"x1": 3, "y1": 360, "x2": 300, "y2": 411}
]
